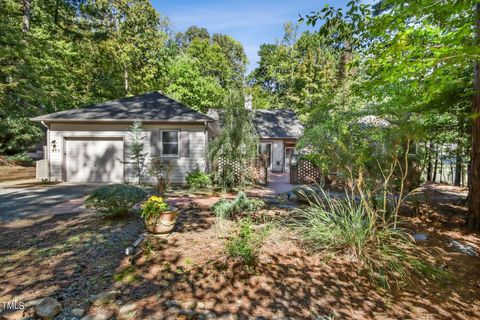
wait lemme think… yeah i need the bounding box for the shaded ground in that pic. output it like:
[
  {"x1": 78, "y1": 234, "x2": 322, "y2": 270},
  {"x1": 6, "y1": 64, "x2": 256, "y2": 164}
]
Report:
[
  {"x1": 1, "y1": 183, "x2": 479, "y2": 319},
  {"x1": 0, "y1": 211, "x2": 143, "y2": 318},
  {"x1": 0, "y1": 182, "x2": 98, "y2": 222}
]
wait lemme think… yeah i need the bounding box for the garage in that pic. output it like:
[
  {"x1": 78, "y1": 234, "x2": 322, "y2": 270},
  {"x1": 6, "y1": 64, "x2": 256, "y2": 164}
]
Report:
[{"x1": 65, "y1": 137, "x2": 124, "y2": 183}]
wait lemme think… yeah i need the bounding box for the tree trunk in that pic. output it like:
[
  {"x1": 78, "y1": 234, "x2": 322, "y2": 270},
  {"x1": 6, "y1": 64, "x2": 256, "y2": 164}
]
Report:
[
  {"x1": 433, "y1": 147, "x2": 438, "y2": 183},
  {"x1": 455, "y1": 145, "x2": 462, "y2": 186},
  {"x1": 426, "y1": 141, "x2": 434, "y2": 182},
  {"x1": 22, "y1": 0, "x2": 31, "y2": 32},
  {"x1": 439, "y1": 153, "x2": 444, "y2": 183},
  {"x1": 124, "y1": 66, "x2": 129, "y2": 95},
  {"x1": 468, "y1": 3, "x2": 480, "y2": 230}
]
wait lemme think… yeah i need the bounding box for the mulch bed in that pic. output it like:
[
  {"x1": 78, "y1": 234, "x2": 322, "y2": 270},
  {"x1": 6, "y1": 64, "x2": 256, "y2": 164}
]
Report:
[
  {"x1": 0, "y1": 211, "x2": 144, "y2": 312},
  {"x1": 1, "y1": 184, "x2": 480, "y2": 319}
]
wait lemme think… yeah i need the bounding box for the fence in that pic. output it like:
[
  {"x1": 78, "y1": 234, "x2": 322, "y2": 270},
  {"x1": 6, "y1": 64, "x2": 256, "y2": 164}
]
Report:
[{"x1": 290, "y1": 158, "x2": 322, "y2": 184}]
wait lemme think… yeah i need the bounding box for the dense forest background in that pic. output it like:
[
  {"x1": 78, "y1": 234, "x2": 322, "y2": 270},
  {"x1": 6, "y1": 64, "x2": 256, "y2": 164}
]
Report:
[
  {"x1": 0, "y1": 0, "x2": 247, "y2": 154},
  {"x1": 1, "y1": 0, "x2": 480, "y2": 227}
]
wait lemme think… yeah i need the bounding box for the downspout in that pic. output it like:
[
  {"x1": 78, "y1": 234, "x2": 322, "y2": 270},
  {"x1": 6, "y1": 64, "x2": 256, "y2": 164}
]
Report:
[
  {"x1": 204, "y1": 121, "x2": 208, "y2": 172},
  {"x1": 40, "y1": 121, "x2": 51, "y2": 180}
]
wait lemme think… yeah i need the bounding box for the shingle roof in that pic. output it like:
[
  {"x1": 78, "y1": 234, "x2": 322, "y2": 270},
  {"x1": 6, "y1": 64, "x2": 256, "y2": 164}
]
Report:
[
  {"x1": 31, "y1": 92, "x2": 214, "y2": 123},
  {"x1": 253, "y1": 109, "x2": 303, "y2": 139},
  {"x1": 207, "y1": 108, "x2": 303, "y2": 139}
]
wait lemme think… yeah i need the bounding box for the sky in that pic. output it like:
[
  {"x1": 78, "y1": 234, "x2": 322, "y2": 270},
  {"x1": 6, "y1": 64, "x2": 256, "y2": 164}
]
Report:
[{"x1": 150, "y1": 0, "x2": 353, "y2": 73}]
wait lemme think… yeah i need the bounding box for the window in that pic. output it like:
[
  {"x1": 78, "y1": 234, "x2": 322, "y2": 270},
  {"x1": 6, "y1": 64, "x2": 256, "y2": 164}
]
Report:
[{"x1": 161, "y1": 130, "x2": 179, "y2": 156}]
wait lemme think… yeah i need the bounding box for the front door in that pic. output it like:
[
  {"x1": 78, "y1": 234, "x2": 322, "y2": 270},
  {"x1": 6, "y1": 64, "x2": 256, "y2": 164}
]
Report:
[{"x1": 284, "y1": 147, "x2": 295, "y2": 173}]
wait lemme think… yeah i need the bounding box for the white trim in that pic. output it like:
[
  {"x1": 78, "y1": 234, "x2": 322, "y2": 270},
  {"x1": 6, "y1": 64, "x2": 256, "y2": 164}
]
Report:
[
  {"x1": 161, "y1": 129, "x2": 180, "y2": 157},
  {"x1": 284, "y1": 147, "x2": 295, "y2": 172}
]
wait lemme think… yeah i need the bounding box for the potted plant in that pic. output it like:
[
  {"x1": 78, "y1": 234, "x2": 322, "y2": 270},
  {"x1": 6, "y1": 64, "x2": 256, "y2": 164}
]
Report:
[{"x1": 141, "y1": 196, "x2": 178, "y2": 234}]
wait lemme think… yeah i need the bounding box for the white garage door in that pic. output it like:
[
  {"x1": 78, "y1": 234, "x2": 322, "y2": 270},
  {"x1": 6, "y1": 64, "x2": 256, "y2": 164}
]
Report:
[{"x1": 65, "y1": 137, "x2": 124, "y2": 183}]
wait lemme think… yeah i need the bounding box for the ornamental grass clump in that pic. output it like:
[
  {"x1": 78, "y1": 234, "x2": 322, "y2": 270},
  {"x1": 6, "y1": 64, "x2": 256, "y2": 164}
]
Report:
[
  {"x1": 212, "y1": 192, "x2": 264, "y2": 219},
  {"x1": 291, "y1": 187, "x2": 446, "y2": 289}
]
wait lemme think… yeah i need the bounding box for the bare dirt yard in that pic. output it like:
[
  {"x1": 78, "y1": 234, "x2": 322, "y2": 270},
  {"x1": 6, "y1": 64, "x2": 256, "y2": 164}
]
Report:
[
  {"x1": 0, "y1": 165, "x2": 35, "y2": 183},
  {"x1": 1, "y1": 184, "x2": 479, "y2": 319}
]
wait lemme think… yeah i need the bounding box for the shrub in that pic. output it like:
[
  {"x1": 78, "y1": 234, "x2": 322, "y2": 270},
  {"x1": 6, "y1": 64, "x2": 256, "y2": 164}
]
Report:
[
  {"x1": 148, "y1": 157, "x2": 174, "y2": 195},
  {"x1": 226, "y1": 217, "x2": 270, "y2": 268},
  {"x1": 291, "y1": 185, "x2": 322, "y2": 203},
  {"x1": 141, "y1": 195, "x2": 169, "y2": 221},
  {"x1": 186, "y1": 168, "x2": 211, "y2": 190},
  {"x1": 6, "y1": 153, "x2": 34, "y2": 166},
  {"x1": 85, "y1": 184, "x2": 147, "y2": 217},
  {"x1": 212, "y1": 192, "x2": 264, "y2": 219},
  {"x1": 291, "y1": 188, "x2": 446, "y2": 289}
]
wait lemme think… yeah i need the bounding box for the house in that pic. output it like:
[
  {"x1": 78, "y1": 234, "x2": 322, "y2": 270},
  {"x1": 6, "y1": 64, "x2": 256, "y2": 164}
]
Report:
[
  {"x1": 31, "y1": 92, "x2": 218, "y2": 183},
  {"x1": 253, "y1": 109, "x2": 303, "y2": 173},
  {"x1": 31, "y1": 91, "x2": 302, "y2": 183}
]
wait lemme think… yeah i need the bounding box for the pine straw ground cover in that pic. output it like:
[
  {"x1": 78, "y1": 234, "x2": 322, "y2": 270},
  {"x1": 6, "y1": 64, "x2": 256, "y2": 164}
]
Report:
[
  {"x1": 0, "y1": 185, "x2": 479, "y2": 319},
  {"x1": 116, "y1": 192, "x2": 480, "y2": 320}
]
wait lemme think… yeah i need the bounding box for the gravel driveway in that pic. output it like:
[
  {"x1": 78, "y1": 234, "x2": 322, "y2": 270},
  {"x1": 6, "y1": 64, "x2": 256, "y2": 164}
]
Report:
[{"x1": 0, "y1": 181, "x2": 100, "y2": 222}]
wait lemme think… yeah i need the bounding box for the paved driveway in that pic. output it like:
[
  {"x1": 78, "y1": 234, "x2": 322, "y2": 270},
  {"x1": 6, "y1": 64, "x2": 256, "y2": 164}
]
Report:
[{"x1": 0, "y1": 181, "x2": 99, "y2": 222}]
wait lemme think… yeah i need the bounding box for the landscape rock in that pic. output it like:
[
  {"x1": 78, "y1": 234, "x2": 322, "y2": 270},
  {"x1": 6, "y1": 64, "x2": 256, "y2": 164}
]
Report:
[
  {"x1": 413, "y1": 233, "x2": 428, "y2": 241},
  {"x1": 449, "y1": 239, "x2": 478, "y2": 256},
  {"x1": 117, "y1": 302, "x2": 137, "y2": 320},
  {"x1": 34, "y1": 297, "x2": 62, "y2": 320},
  {"x1": 80, "y1": 308, "x2": 115, "y2": 320},
  {"x1": 71, "y1": 308, "x2": 85, "y2": 317},
  {"x1": 0, "y1": 309, "x2": 25, "y2": 320},
  {"x1": 92, "y1": 291, "x2": 121, "y2": 306},
  {"x1": 165, "y1": 300, "x2": 180, "y2": 309},
  {"x1": 199, "y1": 311, "x2": 217, "y2": 319}
]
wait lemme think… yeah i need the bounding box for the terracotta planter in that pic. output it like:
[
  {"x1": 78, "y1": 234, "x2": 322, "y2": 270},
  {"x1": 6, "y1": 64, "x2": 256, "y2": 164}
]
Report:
[{"x1": 145, "y1": 209, "x2": 178, "y2": 234}]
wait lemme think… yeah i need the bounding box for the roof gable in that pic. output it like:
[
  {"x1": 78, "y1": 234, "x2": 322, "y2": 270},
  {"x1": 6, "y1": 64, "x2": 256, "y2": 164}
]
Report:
[
  {"x1": 253, "y1": 109, "x2": 303, "y2": 139},
  {"x1": 31, "y1": 92, "x2": 214, "y2": 123},
  {"x1": 207, "y1": 108, "x2": 303, "y2": 139}
]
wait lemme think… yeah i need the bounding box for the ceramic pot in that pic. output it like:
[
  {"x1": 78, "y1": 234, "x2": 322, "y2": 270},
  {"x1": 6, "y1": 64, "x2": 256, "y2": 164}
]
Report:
[{"x1": 145, "y1": 209, "x2": 178, "y2": 234}]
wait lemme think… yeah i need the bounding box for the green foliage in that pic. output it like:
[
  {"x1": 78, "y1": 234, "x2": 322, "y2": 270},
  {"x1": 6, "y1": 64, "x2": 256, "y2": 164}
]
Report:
[
  {"x1": 85, "y1": 184, "x2": 147, "y2": 217},
  {"x1": 225, "y1": 217, "x2": 270, "y2": 268},
  {"x1": 165, "y1": 55, "x2": 226, "y2": 113},
  {"x1": 0, "y1": 2, "x2": 248, "y2": 154},
  {"x1": 6, "y1": 153, "x2": 34, "y2": 166},
  {"x1": 208, "y1": 92, "x2": 259, "y2": 189},
  {"x1": 248, "y1": 23, "x2": 343, "y2": 113},
  {"x1": 126, "y1": 120, "x2": 147, "y2": 184},
  {"x1": 140, "y1": 195, "x2": 169, "y2": 221},
  {"x1": 291, "y1": 188, "x2": 446, "y2": 289},
  {"x1": 186, "y1": 168, "x2": 211, "y2": 190},
  {"x1": 212, "y1": 192, "x2": 264, "y2": 220}
]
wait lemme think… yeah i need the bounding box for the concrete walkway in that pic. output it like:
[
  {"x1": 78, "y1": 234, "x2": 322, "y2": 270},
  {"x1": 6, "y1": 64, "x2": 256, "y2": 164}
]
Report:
[
  {"x1": 266, "y1": 182, "x2": 294, "y2": 194},
  {"x1": 0, "y1": 181, "x2": 98, "y2": 222}
]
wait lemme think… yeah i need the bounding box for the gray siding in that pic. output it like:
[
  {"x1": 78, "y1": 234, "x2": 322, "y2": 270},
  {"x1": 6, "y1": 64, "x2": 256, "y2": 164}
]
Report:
[{"x1": 47, "y1": 123, "x2": 207, "y2": 184}]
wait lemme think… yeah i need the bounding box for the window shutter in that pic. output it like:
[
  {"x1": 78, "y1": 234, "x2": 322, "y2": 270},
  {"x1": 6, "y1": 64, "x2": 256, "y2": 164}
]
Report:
[
  {"x1": 150, "y1": 129, "x2": 161, "y2": 156},
  {"x1": 180, "y1": 130, "x2": 190, "y2": 157}
]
